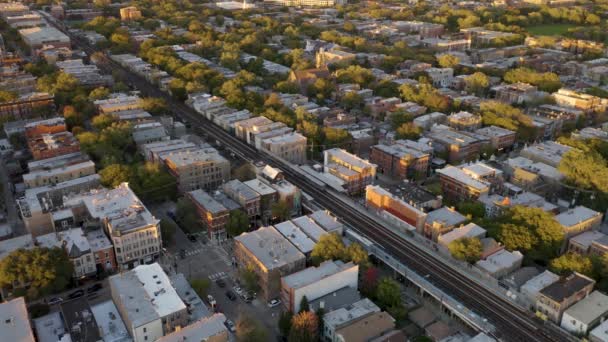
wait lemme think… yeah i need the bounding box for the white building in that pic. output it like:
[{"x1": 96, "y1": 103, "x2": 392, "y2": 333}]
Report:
[
  {"x1": 426, "y1": 67, "x2": 454, "y2": 88},
  {"x1": 561, "y1": 291, "x2": 608, "y2": 335},
  {"x1": 520, "y1": 270, "x2": 560, "y2": 309},
  {"x1": 66, "y1": 183, "x2": 161, "y2": 270},
  {"x1": 281, "y1": 260, "x2": 358, "y2": 312},
  {"x1": 323, "y1": 298, "x2": 380, "y2": 342},
  {"x1": 157, "y1": 314, "x2": 228, "y2": 342},
  {"x1": 109, "y1": 263, "x2": 188, "y2": 342},
  {"x1": 437, "y1": 223, "x2": 486, "y2": 248},
  {"x1": 475, "y1": 249, "x2": 523, "y2": 278},
  {"x1": 36, "y1": 228, "x2": 96, "y2": 278}
]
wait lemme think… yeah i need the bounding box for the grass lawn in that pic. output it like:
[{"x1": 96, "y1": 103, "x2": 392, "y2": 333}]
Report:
[{"x1": 527, "y1": 24, "x2": 577, "y2": 36}]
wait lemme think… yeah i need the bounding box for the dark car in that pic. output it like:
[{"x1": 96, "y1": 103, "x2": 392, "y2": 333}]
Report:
[
  {"x1": 180, "y1": 249, "x2": 186, "y2": 259},
  {"x1": 225, "y1": 290, "x2": 237, "y2": 301},
  {"x1": 87, "y1": 283, "x2": 103, "y2": 293},
  {"x1": 188, "y1": 234, "x2": 197, "y2": 242},
  {"x1": 215, "y1": 279, "x2": 226, "y2": 288},
  {"x1": 68, "y1": 290, "x2": 84, "y2": 299}
]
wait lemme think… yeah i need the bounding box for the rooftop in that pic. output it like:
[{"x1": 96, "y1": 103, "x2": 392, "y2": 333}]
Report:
[
  {"x1": 188, "y1": 189, "x2": 228, "y2": 215},
  {"x1": 85, "y1": 229, "x2": 113, "y2": 253},
  {"x1": 291, "y1": 215, "x2": 328, "y2": 242},
  {"x1": 438, "y1": 223, "x2": 486, "y2": 246},
  {"x1": 540, "y1": 273, "x2": 595, "y2": 302},
  {"x1": 437, "y1": 166, "x2": 491, "y2": 192},
  {"x1": 555, "y1": 206, "x2": 601, "y2": 228},
  {"x1": 563, "y1": 290, "x2": 608, "y2": 325},
  {"x1": 223, "y1": 179, "x2": 260, "y2": 202},
  {"x1": 590, "y1": 318, "x2": 608, "y2": 342},
  {"x1": 274, "y1": 220, "x2": 316, "y2": 254},
  {"x1": 234, "y1": 226, "x2": 305, "y2": 270},
  {"x1": 475, "y1": 249, "x2": 523, "y2": 275},
  {"x1": 324, "y1": 298, "x2": 381, "y2": 330},
  {"x1": 156, "y1": 314, "x2": 227, "y2": 342},
  {"x1": 0, "y1": 234, "x2": 35, "y2": 260},
  {"x1": 89, "y1": 300, "x2": 131, "y2": 342},
  {"x1": 169, "y1": 273, "x2": 211, "y2": 322},
  {"x1": 161, "y1": 148, "x2": 228, "y2": 168},
  {"x1": 324, "y1": 148, "x2": 376, "y2": 171},
  {"x1": 425, "y1": 207, "x2": 466, "y2": 227},
  {"x1": 33, "y1": 311, "x2": 67, "y2": 342},
  {"x1": 283, "y1": 260, "x2": 356, "y2": 289},
  {"x1": 109, "y1": 263, "x2": 187, "y2": 327},
  {"x1": 521, "y1": 271, "x2": 560, "y2": 295},
  {"x1": 59, "y1": 298, "x2": 102, "y2": 342},
  {"x1": 0, "y1": 297, "x2": 35, "y2": 342},
  {"x1": 243, "y1": 179, "x2": 277, "y2": 197},
  {"x1": 309, "y1": 210, "x2": 343, "y2": 233},
  {"x1": 335, "y1": 311, "x2": 395, "y2": 342}
]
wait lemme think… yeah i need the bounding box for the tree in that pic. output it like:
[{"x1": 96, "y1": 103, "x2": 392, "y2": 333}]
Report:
[
  {"x1": 271, "y1": 201, "x2": 291, "y2": 222},
  {"x1": 240, "y1": 265, "x2": 260, "y2": 293},
  {"x1": 227, "y1": 210, "x2": 250, "y2": 237},
  {"x1": 479, "y1": 101, "x2": 535, "y2": 141},
  {"x1": 311, "y1": 233, "x2": 346, "y2": 265},
  {"x1": 0, "y1": 90, "x2": 17, "y2": 102},
  {"x1": 550, "y1": 253, "x2": 595, "y2": 278},
  {"x1": 233, "y1": 163, "x2": 256, "y2": 181},
  {"x1": 89, "y1": 87, "x2": 111, "y2": 100},
  {"x1": 465, "y1": 72, "x2": 490, "y2": 96},
  {"x1": 390, "y1": 110, "x2": 413, "y2": 130},
  {"x1": 0, "y1": 248, "x2": 73, "y2": 299},
  {"x1": 289, "y1": 311, "x2": 318, "y2": 342},
  {"x1": 62, "y1": 105, "x2": 83, "y2": 130},
  {"x1": 437, "y1": 54, "x2": 460, "y2": 68},
  {"x1": 448, "y1": 237, "x2": 483, "y2": 263},
  {"x1": 140, "y1": 97, "x2": 167, "y2": 115},
  {"x1": 279, "y1": 311, "x2": 294, "y2": 337},
  {"x1": 92, "y1": 113, "x2": 116, "y2": 130},
  {"x1": 395, "y1": 122, "x2": 422, "y2": 140},
  {"x1": 335, "y1": 65, "x2": 374, "y2": 87},
  {"x1": 400, "y1": 83, "x2": 450, "y2": 113},
  {"x1": 307, "y1": 78, "x2": 335, "y2": 103},
  {"x1": 130, "y1": 162, "x2": 177, "y2": 202},
  {"x1": 455, "y1": 201, "x2": 485, "y2": 219},
  {"x1": 175, "y1": 197, "x2": 203, "y2": 233},
  {"x1": 160, "y1": 219, "x2": 177, "y2": 244},
  {"x1": 346, "y1": 242, "x2": 369, "y2": 268},
  {"x1": 99, "y1": 164, "x2": 132, "y2": 188},
  {"x1": 299, "y1": 295, "x2": 310, "y2": 313},
  {"x1": 493, "y1": 206, "x2": 564, "y2": 263},
  {"x1": 340, "y1": 91, "x2": 364, "y2": 110},
  {"x1": 190, "y1": 278, "x2": 210, "y2": 297},
  {"x1": 503, "y1": 67, "x2": 561, "y2": 93},
  {"x1": 361, "y1": 266, "x2": 379, "y2": 297},
  {"x1": 236, "y1": 314, "x2": 268, "y2": 342},
  {"x1": 376, "y1": 277, "x2": 401, "y2": 308}
]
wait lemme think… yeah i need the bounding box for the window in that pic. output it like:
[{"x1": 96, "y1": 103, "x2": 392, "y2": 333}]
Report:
[{"x1": 143, "y1": 328, "x2": 146, "y2": 333}]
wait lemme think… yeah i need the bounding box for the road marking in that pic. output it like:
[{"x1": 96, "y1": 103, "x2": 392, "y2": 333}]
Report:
[{"x1": 208, "y1": 272, "x2": 227, "y2": 281}]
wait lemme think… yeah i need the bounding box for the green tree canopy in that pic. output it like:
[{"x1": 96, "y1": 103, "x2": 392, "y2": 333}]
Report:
[
  {"x1": 227, "y1": 210, "x2": 250, "y2": 237},
  {"x1": 0, "y1": 247, "x2": 73, "y2": 299},
  {"x1": 236, "y1": 314, "x2": 268, "y2": 342},
  {"x1": 503, "y1": 67, "x2": 561, "y2": 93},
  {"x1": 448, "y1": 237, "x2": 483, "y2": 263},
  {"x1": 549, "y1": 253, "x2": 595, "y2": 278},
  {"x1": 289, "y1": 311, "x2": 318, "y2": 342},
  {"x1": 271, "y1": 200, "x2": 291, "y2": 222},
  {"x1": 437, "y1": 54, "x2": 460, "y2": 68},
  {"x1": 465, "y1": 72, "x2": 490, "y2": 96},
  {"x1": 395, "y1": 122, "x2": 422, "y2": 140}
]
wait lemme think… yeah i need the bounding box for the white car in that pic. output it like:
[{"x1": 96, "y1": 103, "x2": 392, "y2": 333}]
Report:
[
  {"x1": 267, "y1": 299, "x2": 281, "y2": 308},
  {"x1": 233, "y1": 286, "x2": 243, "y2": 295},
  {"x1": 207, "y1": 295, "x2": 216, "y2": 307},
  {"x1": 48, "y1": 297, "x2": 63, "y2": 305}
]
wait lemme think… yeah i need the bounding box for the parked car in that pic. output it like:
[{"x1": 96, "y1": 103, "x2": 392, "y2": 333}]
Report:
[
  {"x1": 179, "y1": 249, "x2": 186, "y2": 259},
  {"x1": 243, "y1": 292, "x2": 253, "y2": 303},
  {"x1": 188, "y1": 234, "x2": 196, "y2": 242},
  {"x1": 225, "y1": 319, "x2": 236, "y2": 332},
  {"x1": 225, "y1": 290, "x2": 237, "y2": 301},
  {"x1": 48, "y1": 297, "x2": 63, "y2": 305},
  {"x1": 68, "y1": 290, "x2": 84, "y2": 299},
  {"x1": 215, "y1": 279, "x2": 226, "y2": 288},
  {"x1": 267, "y1": 299, "x2": 281, "y2": 308},
  {"x1": 87, "y1": 283, "x2": 103, "y2": 293},
  {"x1": 233, "y1": 286, "x2": 243, "y2": 295}
]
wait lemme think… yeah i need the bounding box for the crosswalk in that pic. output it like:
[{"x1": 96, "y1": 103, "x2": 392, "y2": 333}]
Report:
[
  {"x1": 208, "y1": 272, "x2": 227, "y2": 281},
  {"x1": 186, "y1": 248, "x2": 203, "y2": 257}
]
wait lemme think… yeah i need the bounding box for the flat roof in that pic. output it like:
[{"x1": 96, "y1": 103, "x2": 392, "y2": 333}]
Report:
[
  {"x1": 324, "y1": 298, "x2": 381, "y2": 330},
  {"x1": 156, "y1": 314, "x2": 227, "y2": 342},
  {"x1": 161, "y1": 148, "x2": 228, "y2": 168},
  {"x1": 86, "y1": 229, "x2": 113, "y2": 253},
  {"x1": 274, "y1": 220, "x2": 316, "y2": 254},
  {"x1": 555, "y1": 206, "x2": 601, "y2": 228},
  {"x1": 169, "y1": 273, "x2": 211, "y2": 322},
  {"x1": 33, "y1": 311, "x2": 67, "y2": 342},
  {"x1": 234, "y1": 226, "x2": 305, "y2": 270},
  {"x1": 0, "y1": 297, "x2": 35, "y2": 342},
  {"x1": 223, "y1": 179, "x2": 260, "y2": 202},
  {"x1": 476, "y1": 249, "x2": 523, "y2": 274},
  {"x1": 521, "y1": 271, "x2": 560, "y2": 295},
  {"x1": 243, "y1": 179, "x2": 277, "y2": 197},
  {"x1": 540, "y1": 273, "x2": 595, "y2": 302},
  {"x1": 109, "y1": 263, "x2": 186, "y2": 327},
  {"x1": 90, "y1": 300, "x2": 131, "y2": 342},
  {"x1": 291, "y1": 215, "x2": 328, "y2": 242},
  {"x1": 590, "y1": 318, "x2": 608, "y2": 341},
  {"x1": 309, "y1": 210, "x2": 343, "y2": 233},
  {"x1": 0, "y1": 234, "x2": 35, "y2": 260},
  {"x1": 283, "y1": 260, "x2": 356, "y2": 289},
  {"x1": 23, "y1": 160, "x2": 95, "y2": 183},
  {"x1": 563, "y1": 291, "x2": 608, "y2": 325},
  {"x1": 188, "y1": 189, "x2": 227, "y2": 214},
  {"x1": 324, "y1": 148, "x2": 376, "y2": 170},
  {"x1": 425, "y1": 207, "x2": 466, "y2": 227},
  {"x1": 438, "y1": 223, "x2": 486, "y2": 246},
  {"x1": 59, "y1": 298, "x2": 102, "y2": 342},
  {"x1": 437, "y1": 166, "x2": 490, "y2": 192}
]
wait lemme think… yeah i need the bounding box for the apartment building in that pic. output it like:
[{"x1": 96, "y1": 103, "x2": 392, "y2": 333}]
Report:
[
  {"x1": 120, "y1": 6, "x2": 142, "y2": 21},
  {"x1": 56, "y1": 59, "x2": 113, "y2": 87},
  {"x1": 520, "y1": 141, "x2": 573, "y2": 168},
  {"x1": 162, "y1": 147, "x2": 230, "y2": 193},
  {"x1": 23, "y1": 159, "x2": 95, "y2": 189},
  {"x1": 36, "y1": 228, "x2": 96, "y2": 278},
  {"x1": 437, "y1": 165, "x2": 491, "y2": 201},
  {"x1": 0, "y1": 92, "x2": 54, "y2": 120},
  {"x1": 365, "y1": 185, "x2": 427, "y2": 233},
  {"x1": 424, "y1": 207, "x2": 467, "y2": 241},
  {"x1": 109, "y1": 263, "x2": 188, "y2": 342},
  {"x1": 475, "y1": 249, "x2": 524, "y2": 278},
  {"x1": 18, "y1": 27, "x2": 70, "y2": 53},
  {"x1": 438, "y1": 223, "x2": 486, "y2": 248},
  {"x1": 188, "y1": 189, "x2": 229, "y2": 243},
  {"x1": 475, "y1": 125, "x2": 517, "y2": 151},
  {"x1": 86, "y1": 229, "x2": 117, "y2": 273},
  {"x1": 316, "y1": 48, "x2": 356, "y2": 68},
  {"x1": 24, "y1": 117, "x2": 66, "y2": 139},
  {"x1": 0, "y1": 297, "x2": 35, "y2": 342},
  {"x1": 260, "y1": 132, "x2": 307, "y2": 165},
  {"x1": 447, "y1": 111, "x2": 482, "y2": 132},
  {"x1": 370, "y1": 141, "x2": 430, "y2": 180},
  {"x1": 426, "y1": 67, "x2": 454, "y2": 88},
  {"x1": 157, "y1": 314, "x2": 228, "y2": 342},
  {"x1": 94, "y1": 94, "x2": 142, "y2": 114},
  {"x1": 561, "y1": 291, "x2": 608, "y2": 335},
  {"x1": 536, "y1": 272, "x2": 595, "y2": 323},
  {"x1": 243, "y1": 179, "x2": 278, "y2": 225},
  {"x1": 492, "y1": 83, "x2": 538, "y2": 104},
  {"x1": 281, "y1": 260, "x2": 358, "y2": 312},
  {"x1": 67, "y1": 183, "x2": 161, "y2": 270},
  {"x1": 335, "y1": 311, "x2": 395, "y2": 342},
  {"x1": 222, "y1": 179, "x2": 261, "y2": 222},
  {"x1": 141, "y1": 139, "x2": 197, "y2": 164},
  {"x1": 554, "y1": 88, "x2": 608, "y2": 112},
  {"x1": 322, "y1": 298, "x2": 381, "y2": 342},
  {"x1": 555, "y1": 206, "x2": 602, "y2": 240},
  {"x1": 323, "y1": 148, "x2": 376, "y2": 195},
  {"x1": 234, "y1": 226, "x2": 306, "y2": 300},
  {"x1": 427, "y1": 126, "x2": 482, "y2": 163},
  {"x1": 18, "y1": 174, "x2": 101, "y2": 236},
  {"x1": 28, "y1": 131, "x2": 80, "y2": 161}
]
